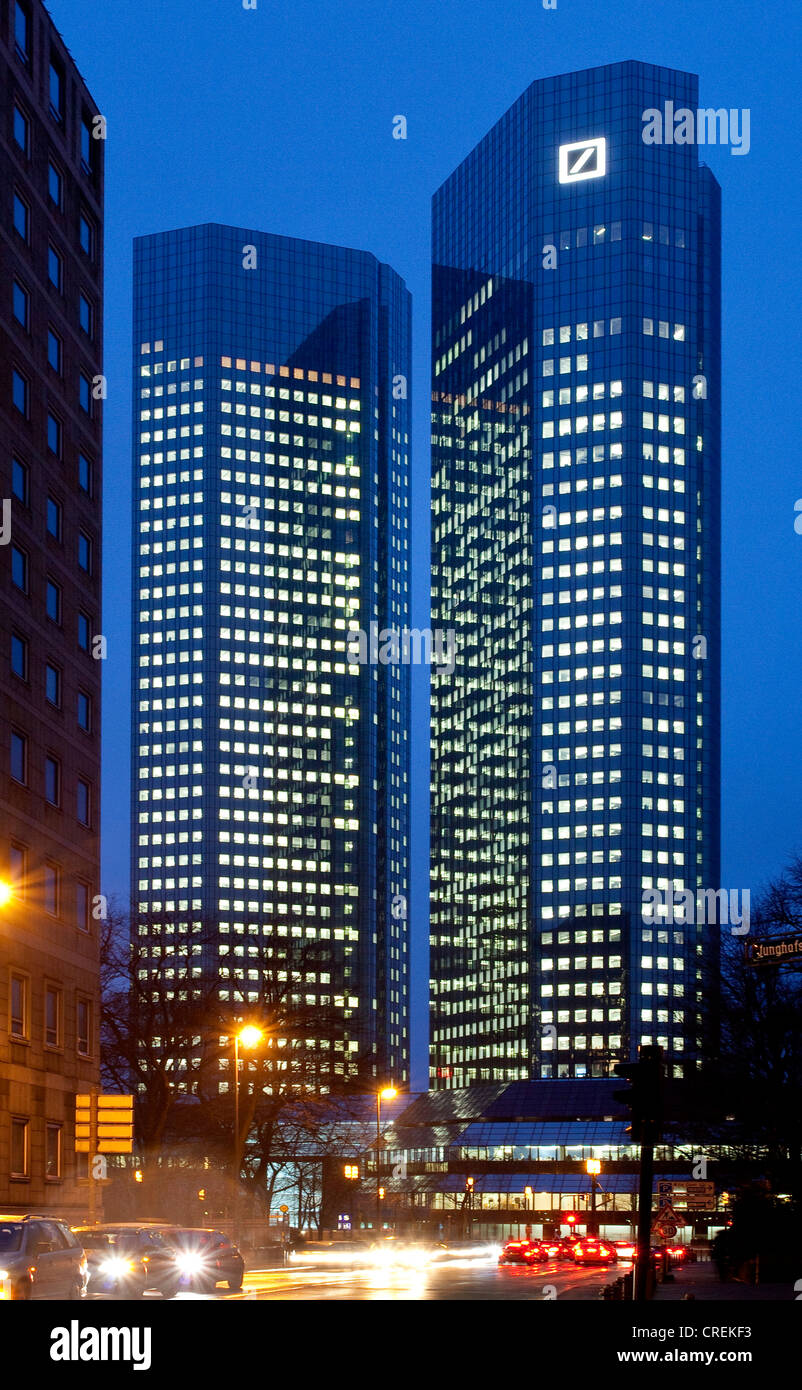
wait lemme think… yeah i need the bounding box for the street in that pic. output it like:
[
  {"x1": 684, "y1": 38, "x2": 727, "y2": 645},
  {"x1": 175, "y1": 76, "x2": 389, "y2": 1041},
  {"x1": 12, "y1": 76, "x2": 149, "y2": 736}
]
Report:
[{"x1": 145, "y1": 1258, "x2": 616, "y2": 1302}]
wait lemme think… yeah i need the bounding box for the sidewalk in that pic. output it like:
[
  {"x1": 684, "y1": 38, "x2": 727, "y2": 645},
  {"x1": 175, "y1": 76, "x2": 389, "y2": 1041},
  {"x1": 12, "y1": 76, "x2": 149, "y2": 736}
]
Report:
[{"x1": 653, "y1": 1260, "x2": 791, "y2": 1301}]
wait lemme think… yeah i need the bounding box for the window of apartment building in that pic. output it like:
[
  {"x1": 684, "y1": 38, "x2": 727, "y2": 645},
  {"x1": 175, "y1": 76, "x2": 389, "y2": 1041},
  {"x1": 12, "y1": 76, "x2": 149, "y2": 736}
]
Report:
[
  {"x1": 77, "y1": 611, "x2": 90, "y2": 650},
  {"x1": 78, "y1": 452, "x2": 93, "y2": 494},
  {"x1": 45, "y1": 662, "x2": 61, "y2": 706},
  {"x1": 45, "y1": 755, "x2": 61, "y2": 807},
  {"x1": 48, "y1": 245, "x2": 63, "y2": 291},
  {"x1": 10, "y1": 972, "x2": 29, "y2": 1039},
  {"x1": 10, "y1": 1118, "x2": 29, "y2": 1178},
  {"x1": 46, "y1": 496, "x2": 62, "y2": 540},
  {"x1": 49, "y1": 57, "x2": 65, "y2": 123},
  {"x1": 77, "y1": 691, "x2": 92, "y2": 732},
  {"x1": 79, "y1": 211, "x2": 95, "y2": 258},
  {"x1": 10, "y1": 729, "x2": 27, "y2": 784},
  {"x1": 79, "y1": 374, "x2": 92, "y2": 415},
  {"x1": 12, "y1": 457, "x2": 29, "y2": 505},
  {"x1": 13, "y1": 191, "x2": 29, "y2": 241},
  {"x1": 46, "y1": 578, "x2": 62, "y2": 624},
  {"x1": 46, "y1": 1122, "x2": 62, "y2": 1179},
  {"x1": 76, "y1": 998, "x2": 92, "y2": 1056},
  {"x1": 11, "y1": 544, "x2": 28, "y2": 592},
  {"x1": 77, "y1": 779, "x2": 91, "y2": 827},
  {"x1": 45, "y1": 985, "x2": 63, "y2": 1048},
  {"x1": 75, "y1": 880, "x2": 90, "y2": 931},
  {"x1": 47, "y1": 329, "x2": 62, "y2": 373},
  {"x1": 12, "y1": 369, "x2": 28, "y2": 416},
  {"x1": 14, "y1": 3, "x2": 31, "y2": 64},
  {"x1": 47, "y1": 411, "x2": 62, "y2": 456},
  {"x1": 78, "y1": 531, "x2": 93, "y2": 572},
  {"x1": 79, "y1": 292, "x2": 94, "y2": 337},
  {"x1": 13, "y1": 280, "x2": 29, "y2": 328},
  {"x1": 11, "y1": 632, "x2": 28, "y2": 680},
  {"x1": 80, "y1": 115, "x2": 97, "y2": 177},
  {"x1": 9, "y1": 842, "x2": 26, "y2": 895},
  {"x1": 13, "y1": 104, "x2": 29, "y2": 153},
  {"x1": 48, "y1": 162, "x2": 63, "y2": 208}
]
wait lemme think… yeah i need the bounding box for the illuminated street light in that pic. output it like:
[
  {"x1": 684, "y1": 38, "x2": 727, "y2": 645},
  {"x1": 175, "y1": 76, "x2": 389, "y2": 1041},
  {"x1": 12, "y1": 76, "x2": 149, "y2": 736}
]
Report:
[
  {"x1": 0, "y1": 881, "x2": 12, "y2": 908},
  {"x1": 586, "y1": 1158, "x2": 602, "y2": 1223},
  {"x1": 376, "y1": 1084, "x2": 398, "y2": 1231},
  {"x1": 232, "y1": 1024, "x2": 265, "y2": 1244}
]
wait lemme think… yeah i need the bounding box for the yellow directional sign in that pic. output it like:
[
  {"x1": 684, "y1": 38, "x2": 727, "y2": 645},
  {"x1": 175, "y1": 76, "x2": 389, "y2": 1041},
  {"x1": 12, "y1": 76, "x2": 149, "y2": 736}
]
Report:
[{"x1": 75, "y1": 1093, "x2": 134, "y2": 1154}]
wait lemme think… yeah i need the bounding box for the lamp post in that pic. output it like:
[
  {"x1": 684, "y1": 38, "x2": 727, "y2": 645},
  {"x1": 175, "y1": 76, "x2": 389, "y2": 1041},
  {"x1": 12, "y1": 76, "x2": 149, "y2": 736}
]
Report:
[
  {"x1": 586, "y1": 1158, "x2": 601, "y2": 1233},
  {"x1": 375, "y1": 1085, "x2": 397, "y2": 1232},
  {"x1": 232, "y1": 1025, "x2": 264, "y2": 1244}
]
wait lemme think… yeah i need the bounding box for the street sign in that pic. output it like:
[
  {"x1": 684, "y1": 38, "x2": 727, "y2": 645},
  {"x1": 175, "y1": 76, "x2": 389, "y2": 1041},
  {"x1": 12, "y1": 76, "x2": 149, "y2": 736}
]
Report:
[
  {"x1": 661, "y1": 1224, "x2": 678, "y2": 1238},
  {"x1": 652, "y1": 1203, "x2": 681, "y2": 1231},
  {"x1": 683, "y1": 1181, "x2": 715, "y2": 1209},
  {"x1": 745, "y1": 933, "x2": 802, "y2": 967},
  {"x1": 75, "y1": 1093, "x2": 134, "y2": 1154}
]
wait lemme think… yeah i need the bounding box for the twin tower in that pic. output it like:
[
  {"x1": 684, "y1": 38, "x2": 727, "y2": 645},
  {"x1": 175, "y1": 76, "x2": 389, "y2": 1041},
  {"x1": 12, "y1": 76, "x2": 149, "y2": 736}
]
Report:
[{"x1": 131, "y1": 61, "x2": 721, "y2": 1092}]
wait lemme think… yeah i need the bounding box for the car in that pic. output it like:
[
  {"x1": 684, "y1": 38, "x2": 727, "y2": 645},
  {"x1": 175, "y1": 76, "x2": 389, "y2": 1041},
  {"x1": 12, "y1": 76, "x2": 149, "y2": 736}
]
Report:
[
  {"x1": 159, "y1": 1227, "x2": 245, "y2": 1293},
  {"x1": 614, "y1": 1239, "x2": 637, "y2": 1261},
  {"x1": 73, "y1": 1224, "x2": 180, "y2": 1298},
  {"x1": 498, "y1": 1239, "x2": 544, "y2": 1266},
  {"x1": 0, "y1": 1215, "x2": 87, "y2": 1300},
  {"x1": 538, "y1": 1239, "x2": 563, "y2": 1259},
  {"x1": 570, "y1": 1236, "x2": 618, "y2": 1265},
  {"x1": 556, "y1": 1236, "x2": 580, "y2": 1259}
]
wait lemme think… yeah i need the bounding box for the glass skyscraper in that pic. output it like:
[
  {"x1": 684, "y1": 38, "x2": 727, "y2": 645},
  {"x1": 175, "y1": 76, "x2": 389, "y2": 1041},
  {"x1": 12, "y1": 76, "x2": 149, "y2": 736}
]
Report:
[
  {"x1": 131, "y1": 224, "x2": 411, "y2": 1089},
  {"x1": 430, "y1": 62, "x2": 721, "y2": 1088}
]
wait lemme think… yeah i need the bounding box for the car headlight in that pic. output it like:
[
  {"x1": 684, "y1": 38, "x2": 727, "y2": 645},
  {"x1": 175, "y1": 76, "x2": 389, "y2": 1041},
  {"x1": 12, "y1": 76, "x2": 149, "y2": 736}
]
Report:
[
  {"x1": 100, "y1": 1258, "x2": 135, "y2": 1278},
  {"x1": 175, "y1": 1252, "x2": 205, "y2": 1276}
]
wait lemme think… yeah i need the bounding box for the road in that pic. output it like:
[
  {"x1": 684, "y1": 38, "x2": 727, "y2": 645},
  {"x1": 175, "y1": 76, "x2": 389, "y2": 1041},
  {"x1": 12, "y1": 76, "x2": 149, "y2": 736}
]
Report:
[{"x1": 225, "y1": 1257, "x2": 616, "y2": 1300}]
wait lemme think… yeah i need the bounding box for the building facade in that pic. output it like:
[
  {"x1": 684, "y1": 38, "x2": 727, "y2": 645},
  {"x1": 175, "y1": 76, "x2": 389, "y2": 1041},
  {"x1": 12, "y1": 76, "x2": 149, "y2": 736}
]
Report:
[
  {"x1": 430, "y1": 62, "x2": 721, "y2": 1087},
  {"x1": 131, "y1": 225, "x2": 411, "y2": 1092},
  {"x1": 0, "y1": 0, "x2": 103, "y2": 1213}
]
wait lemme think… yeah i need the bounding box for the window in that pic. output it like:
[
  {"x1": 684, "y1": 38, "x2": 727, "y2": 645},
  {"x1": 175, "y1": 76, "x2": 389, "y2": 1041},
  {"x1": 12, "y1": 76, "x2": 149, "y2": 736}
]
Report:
[
  {"x1": 12, "y1": 369, "x2": 28, "y2": 415},
  {"x1": 46, "y1": 496, "x2": 62, "y2": 539},
  {"x1": 45, "y1": 662, "x2": 61, "y2": 706},
  {"x1": 10, "y1": 1118, "x2": 29, "y2": 1178},
  {"x1": 10, "y1": 730, "x2": 27, "y2": 784},
  {"x1": 14, "y1": 3, "x2": 30, "y2": 63},
  {"x1": 11, "y1": 632, "x2": 28, "y2": 679},
  {"x1": 48, "y1": 162, "x2": 63, "y2": 207},
  {"x1": 48, "y1": 245, "x2": 63, "y2": 290},
  {"x1": 13, "y1": 280, "x2": 29, "y2": 328},
  {"x1": 10, "y1": 973, "x2": 29, "y2": 1039},
  {"x1": 43, "y1": 862, "x2": 59, "y2": 914},
  {"x1": 13, "y1": 192, "x2": 29, "y2": 241},
  {"x1": 75, "y1": 880, "x2": 90, "y2": 931},
  {"x1": 79, "y1": 293, "x2": 93, "y2": 337},
  {"x1": 76, "y1": 998, "x2": 92, "y2": 1056},
  {"x1": 78, "y1": 452, "x2": 93, "y2": 494},
  {"x1": 79, "y1": 212, "x2": 94, "y2": 257},
  {"x1": 11, "y1": 544, "x2": 28, "y2": 592},
  {"x1": 46, "y1": 1122, "x2": 62, "y2": 1178},
  {"x1": 77, "y1": 691, "x2": 91, "y2": 732},
  {"x1": 78, "y1": 532, "x2": 93, "y2": 573},
  {"x1": 47, "y1": 412, "x2": 62, "y2": 456},
  {"x1": 9, "y1": 842, "x2": 26, "y2": 894},
  {"x1": 46, "y1": 578, "x2": 62, "y2": 623},
  {"x1": 79, "y1": 374, "x2": 92, "y2": 414},
  {"x1": 77, "y1": 611, "x2": 90, "y2": 650},
  {"x1": 47, "y1": 329, "x2": 63, "y2": 373},
  {"x1": 49, "y1": 58, "x2": 64, "y2": 121},
  {"x1": 13, "y1": 105, "x2": 29, "y2": 153},
  {"x1": 45, "y1": 755, "x2": 61, "y2": 806},
  {"x1": 77, "y1": 779, "x2": 90, "y2": 826},
  {"x1": 12, "y1": 457, "x2": 29, "y2": 504}
]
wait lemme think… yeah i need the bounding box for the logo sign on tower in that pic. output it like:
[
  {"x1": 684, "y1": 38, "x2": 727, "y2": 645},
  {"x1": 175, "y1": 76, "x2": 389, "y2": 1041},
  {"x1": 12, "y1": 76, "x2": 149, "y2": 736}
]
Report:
[{"x1": 558, "y1": 136, "x2": 607, "y2": 183}]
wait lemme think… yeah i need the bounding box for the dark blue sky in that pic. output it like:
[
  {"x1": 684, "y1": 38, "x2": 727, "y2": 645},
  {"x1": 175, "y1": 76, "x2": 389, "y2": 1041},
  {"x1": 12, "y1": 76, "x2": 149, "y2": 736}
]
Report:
[{"x1": 48, "y1": 0, "x2": 802, "y2": 1087}]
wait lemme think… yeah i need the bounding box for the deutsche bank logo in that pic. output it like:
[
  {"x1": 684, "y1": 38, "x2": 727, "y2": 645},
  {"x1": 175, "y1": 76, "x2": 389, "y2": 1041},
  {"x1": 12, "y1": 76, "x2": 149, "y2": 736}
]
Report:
[{"x1": 558, "y1": 136, "x2": 607, "y2": 183}]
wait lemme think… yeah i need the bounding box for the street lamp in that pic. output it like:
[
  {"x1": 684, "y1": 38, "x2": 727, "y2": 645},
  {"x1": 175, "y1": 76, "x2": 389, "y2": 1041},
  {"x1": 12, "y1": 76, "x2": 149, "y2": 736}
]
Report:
[
  {"x1": 0, "y1": 881, "x2": 12, "y2": 908},
  {"x1": 586, "y1": 1158, "x2": 601, "y2": 1229},
  {"x1": 376, "y1": 1085, "x2": 397, "y2": 1231},
  {"x1": 232, "y1": 1025, "x2": 264, "y2": 1242}
]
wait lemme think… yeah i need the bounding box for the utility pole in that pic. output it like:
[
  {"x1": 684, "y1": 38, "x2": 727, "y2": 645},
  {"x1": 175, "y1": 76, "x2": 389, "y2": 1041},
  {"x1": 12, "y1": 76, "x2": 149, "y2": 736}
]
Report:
[{"x1": 613, "y1": 1044, "x2": 663, "y2": 1301}]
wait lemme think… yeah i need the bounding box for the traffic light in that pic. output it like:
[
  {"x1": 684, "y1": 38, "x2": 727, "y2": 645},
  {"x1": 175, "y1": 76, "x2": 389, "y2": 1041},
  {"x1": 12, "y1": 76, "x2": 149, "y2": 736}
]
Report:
[
  {"x1": 566, "y1": 1213, "x2": 577, "y2": 1225},
  {"x1": 612, "y1": 1044, "x2": 663, "y2": 1144},
  {"x1": 378, "y1": 1186, "x2": 386, "y2": 1200}
]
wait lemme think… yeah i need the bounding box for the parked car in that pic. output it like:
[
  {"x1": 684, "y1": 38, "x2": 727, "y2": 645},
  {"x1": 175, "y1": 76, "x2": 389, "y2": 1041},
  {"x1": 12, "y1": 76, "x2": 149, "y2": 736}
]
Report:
[
  {"x1": 73, "y1": 1224, "x2": 180, "y2": 1298},
  {"x1": 0, "y1": 1215, "x2": 87, "y2": 1300}
]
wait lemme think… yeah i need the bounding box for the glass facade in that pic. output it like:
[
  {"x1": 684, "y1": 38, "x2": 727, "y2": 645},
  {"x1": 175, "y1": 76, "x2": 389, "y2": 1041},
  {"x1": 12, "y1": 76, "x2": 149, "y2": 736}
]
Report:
[
  {"x1": 131, "y1": 224, "x2": 411, "y2": 1087},
  {"x1": 430, "y1": 63, "x2": 721, "y2": 1087}
]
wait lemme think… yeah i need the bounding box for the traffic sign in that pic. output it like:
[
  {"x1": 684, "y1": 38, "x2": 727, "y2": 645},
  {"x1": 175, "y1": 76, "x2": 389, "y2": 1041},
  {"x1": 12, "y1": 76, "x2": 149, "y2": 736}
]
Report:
[
  {"x1": 652, "y1": 1203, "x2": 681, "y2": 1230},
  {"x1": 75, "y1": 1093, "x2": 134, "y2": 1154},
  {"x1": 661, "y1": 1224, "x2": 678, "y2": 1238}
]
